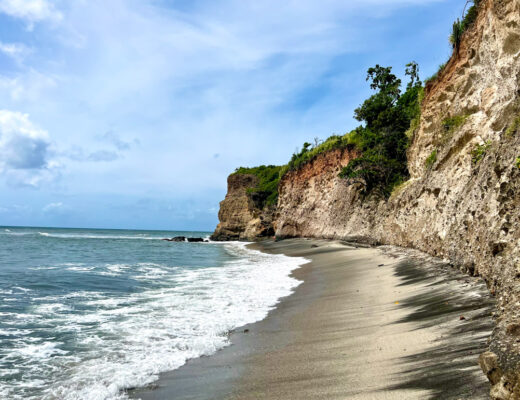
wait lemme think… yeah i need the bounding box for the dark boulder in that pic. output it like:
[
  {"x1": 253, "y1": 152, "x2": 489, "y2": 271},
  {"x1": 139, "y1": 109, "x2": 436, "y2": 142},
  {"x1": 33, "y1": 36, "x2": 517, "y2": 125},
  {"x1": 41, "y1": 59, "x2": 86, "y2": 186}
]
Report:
[
  {"x1": 162, "y1": 236, "x2": 186, "y2": 242},
  {"x1": 187, "y1": 237, "x2": 204, "y2": 242}
]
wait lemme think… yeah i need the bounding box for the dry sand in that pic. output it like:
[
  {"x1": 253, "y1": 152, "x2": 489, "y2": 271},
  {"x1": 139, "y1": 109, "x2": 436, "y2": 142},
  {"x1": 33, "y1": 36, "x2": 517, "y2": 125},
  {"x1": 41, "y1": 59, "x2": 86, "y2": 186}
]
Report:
[{"x1": 131, "y1": 239, "x2": 494, "y2": 400}]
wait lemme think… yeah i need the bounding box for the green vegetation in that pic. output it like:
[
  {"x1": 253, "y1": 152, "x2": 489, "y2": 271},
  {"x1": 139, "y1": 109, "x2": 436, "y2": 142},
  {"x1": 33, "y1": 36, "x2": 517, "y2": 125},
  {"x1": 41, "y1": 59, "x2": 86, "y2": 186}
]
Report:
[
  {"x1": 450, "y1": 20, "x2": 464, "y2": 51},
  {"x1": 405, "y1": 85, "x2": 425, "y2": 139},
  {"x1": 236, "y1": 62, "x2": 424, "y2": 202},
  {"x1": 427, "y1": 1, "x2": 481, "y2": 85},
  {"x1": 338, "y1": 62, "x2": 423, "y2": 196},
  {"x1": 505, "y1": 115, "x2": 520, "y2": 137},
  {"x1": 425, "y1": 149, "x2": 438, "y2": 169},
  {"x1": 450, "y1": 1, "x2": 481, "y2": 51},
  {"x1": 439, "y1": 114, "x2": 470, "y2": 145},
  {"x1": 233, "y1": 165, "x2": 283, "y2": 207},
  {"x1": 462, "y1": 0, "x2": 481, "y2": 31},
  {"x1": 471, "y1": 141, "x2": 492, "y2": 164},
  {"x1": 283, "y1": 135, "x2": 351, "y2": 174},
  {"x1": 442, "y1": 114, "x2": 469, "y2": 133},
  {"x1": 516, "y1": 156, "x2": 520, "y2": 169},
  {"x1": 390, "y1": 179, "x2": 412, "y2": 199},
  {"x1": 424, "y1": 63, "x2": 447, "y2": 86}
]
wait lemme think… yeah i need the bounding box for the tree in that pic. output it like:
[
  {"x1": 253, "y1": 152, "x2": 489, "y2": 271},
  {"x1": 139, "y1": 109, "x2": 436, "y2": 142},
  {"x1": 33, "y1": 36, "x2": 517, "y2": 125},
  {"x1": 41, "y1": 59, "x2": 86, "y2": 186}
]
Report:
[
  {"x1": 340, "y1": 63, "x2": 423, "y2": 197},
  {"x1": 405, "y1": 61, "x2": 421, "y2": 89}
]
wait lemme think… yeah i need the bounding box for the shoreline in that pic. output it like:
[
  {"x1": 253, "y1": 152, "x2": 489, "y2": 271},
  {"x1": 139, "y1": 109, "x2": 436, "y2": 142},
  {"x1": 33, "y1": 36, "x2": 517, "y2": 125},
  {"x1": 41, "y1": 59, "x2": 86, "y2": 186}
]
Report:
[{"x1": 130, "y1": 238, "x2": 495, "y2": 399}]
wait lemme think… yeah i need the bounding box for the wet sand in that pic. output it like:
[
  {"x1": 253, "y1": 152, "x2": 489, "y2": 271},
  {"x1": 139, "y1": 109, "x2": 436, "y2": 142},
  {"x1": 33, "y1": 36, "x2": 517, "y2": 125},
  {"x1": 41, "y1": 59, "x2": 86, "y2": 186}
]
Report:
[{"x1": 130, "y1": 239, "x2": 495, "y2": 400}]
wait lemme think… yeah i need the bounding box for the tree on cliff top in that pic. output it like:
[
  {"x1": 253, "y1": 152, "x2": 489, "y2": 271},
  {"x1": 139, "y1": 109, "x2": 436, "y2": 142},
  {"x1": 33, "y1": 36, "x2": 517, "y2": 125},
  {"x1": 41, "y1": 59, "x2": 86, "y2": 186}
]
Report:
[{"x1": 339, "y1": 63, "x2": 423, "y2": 197}]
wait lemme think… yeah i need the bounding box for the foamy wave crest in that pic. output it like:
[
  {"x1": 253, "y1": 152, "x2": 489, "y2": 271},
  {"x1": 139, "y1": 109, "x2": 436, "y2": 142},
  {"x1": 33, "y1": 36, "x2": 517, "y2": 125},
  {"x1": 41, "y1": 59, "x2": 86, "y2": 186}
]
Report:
[
  {"x1": 0, "y1": 243, "x2": 307, "y2": 400},
  {"x1": 1, "y1": 230, "x2": 33, "y2": 236},
  {"x1": 37, "y1": 232, "x2": 163, "y2": 240}
]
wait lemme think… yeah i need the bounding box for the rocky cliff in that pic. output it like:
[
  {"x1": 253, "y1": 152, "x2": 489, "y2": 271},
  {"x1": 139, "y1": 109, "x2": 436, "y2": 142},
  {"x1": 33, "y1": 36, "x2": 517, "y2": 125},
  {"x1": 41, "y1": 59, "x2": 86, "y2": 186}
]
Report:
[
  {"x1": 211, "y1": 173, "x2": 275, "y2": 241},
  {"x1": 213, "y1": 0, "x2": 520, "y2": 397}
]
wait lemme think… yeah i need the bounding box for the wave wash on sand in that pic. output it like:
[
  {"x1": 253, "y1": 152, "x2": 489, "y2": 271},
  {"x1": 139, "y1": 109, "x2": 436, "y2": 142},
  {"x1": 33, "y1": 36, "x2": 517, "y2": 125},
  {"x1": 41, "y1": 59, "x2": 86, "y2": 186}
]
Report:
[{"x1": 133, "y1": 239, "x2": 495, "y2": 400}]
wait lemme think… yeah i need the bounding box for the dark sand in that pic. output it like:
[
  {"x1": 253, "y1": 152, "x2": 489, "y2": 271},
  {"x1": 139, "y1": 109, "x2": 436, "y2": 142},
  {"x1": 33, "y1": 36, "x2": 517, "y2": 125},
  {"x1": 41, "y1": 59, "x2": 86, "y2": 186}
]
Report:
[{"x1": 130, "y1": 239, "x2": 495, "y2": 400}]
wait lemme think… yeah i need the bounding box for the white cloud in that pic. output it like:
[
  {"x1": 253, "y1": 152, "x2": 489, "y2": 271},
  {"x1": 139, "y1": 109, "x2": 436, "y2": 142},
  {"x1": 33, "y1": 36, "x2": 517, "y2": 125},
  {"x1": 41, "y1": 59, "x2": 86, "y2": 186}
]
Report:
[
  {"x1": 0, "y1": 0, "x2": 62, "y2": 25},
  {"x1": 43, "y1": 201, "x2": 62, "y2": 212},
  {"x1": 0, "y1": 41, "x2": 30, "y2": 63},
  {"x1": 0, "y1": 0, "x2": 452, "y2": 227},
  {"x1": 0, "y1": 70, "x2": 56, "y2": 102},
  {"x1": 0, "y1": 110, "x2": 59, "y2": 187}
]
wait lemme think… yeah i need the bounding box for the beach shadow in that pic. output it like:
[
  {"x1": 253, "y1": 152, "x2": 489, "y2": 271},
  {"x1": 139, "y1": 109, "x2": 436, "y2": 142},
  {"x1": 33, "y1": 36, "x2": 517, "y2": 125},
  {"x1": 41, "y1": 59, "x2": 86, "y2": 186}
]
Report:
[{"x1": 388, "y1": 259, "x2": 495, "y2": 399}]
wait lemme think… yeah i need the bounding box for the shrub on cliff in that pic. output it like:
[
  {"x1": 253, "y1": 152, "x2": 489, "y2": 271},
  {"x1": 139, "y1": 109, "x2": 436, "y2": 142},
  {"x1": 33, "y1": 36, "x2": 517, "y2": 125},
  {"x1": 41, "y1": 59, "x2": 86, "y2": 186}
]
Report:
[
  {"x1": 425, "y1": 149, "x2": 438, "y2": 169},
  {"x1": 424, "y1": 63, "x2": 447, "y2": 86},
  {"x1": 233, "y1": 165, "x2": 283, "y2": 208},
  {"x1": 339, "y1": 63, "x2": 423, "y2": 196},
  {"x1": 283, "y1": 135, "x2": 351, "y2": 174},
  {"x1": 471, "y1": 141, "x2": 492, "y2": 164},
  {"x1": 451, "y1": 1, "x2": 481, "y2": 51}
]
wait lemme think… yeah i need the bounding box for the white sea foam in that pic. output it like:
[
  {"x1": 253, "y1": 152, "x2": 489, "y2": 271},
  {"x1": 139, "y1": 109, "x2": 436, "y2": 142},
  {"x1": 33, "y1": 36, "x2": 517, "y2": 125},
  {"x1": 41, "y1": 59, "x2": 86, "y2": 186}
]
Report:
[
  {"x1": 0, "y1": 242, "x2": 307, "y2": 400},
  {"x1": 0, "y1": 328, "x2": 33, "y2": 336},
  {"x1": 33, "y1": 303, "x2": 73, "y2": 314},
  {"x1": 13, "y1": 286, "x2": 32, "y2": 293},
  {"x1": 66, "y1": 266, "x2": 95, "y2": 273},
  {"x1": 12, "y1": 342, "x2": 68, "y2": 359},
  {"x1": 1, "y1": 230, "x2": 32, "y2": 236},
  {"x1": 29, "y1": 266, "x2": 59, "y2": 271},
  {"x1": 37, "y1": 232, "x2": 163, "y2": 240}
]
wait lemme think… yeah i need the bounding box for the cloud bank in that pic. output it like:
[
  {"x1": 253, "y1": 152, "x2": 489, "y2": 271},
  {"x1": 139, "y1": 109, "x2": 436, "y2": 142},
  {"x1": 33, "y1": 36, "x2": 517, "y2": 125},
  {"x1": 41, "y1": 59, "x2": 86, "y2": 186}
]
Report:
[{"x1": 0, "y1": 0, "x2": 457, "y2": 229}]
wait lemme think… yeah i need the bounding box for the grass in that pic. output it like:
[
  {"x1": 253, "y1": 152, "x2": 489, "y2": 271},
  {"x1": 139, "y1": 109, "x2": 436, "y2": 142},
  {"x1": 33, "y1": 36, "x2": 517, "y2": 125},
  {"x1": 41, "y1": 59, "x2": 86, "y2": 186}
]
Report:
[
  {"x1": 439, "y1": 114, "x2": 470, "y2": 144},
  {"x1": 424, "y1": 63, "x2": 447, "y2": 85},
  {"x1": 443, "y1": 114, "x2": 469, "y2": 133},
  {"x1": 450, "y1": 19, "x2": 464, "y2": 51},
  {"x1": 505, "y1": 115, "x2": 520, "y2": 137},
  {"x1": 390, "y1": 179, "x2": 412, "y2": 199},
  {"x1": 233, "y1": 165, "x2": 283, "y2": 208},
  {"x1": 405, "y1": 87, "x2": 425, "y2": 139},
  {"x1": 451, "y1": 1, "x2": 481, "y2": 51},
  {"x1": 405, "y1": 117, "x2": 420, "y2": 139},
  {"x1": 427, "y1": 1, "x2": 481, "y2": 85},
  {"x1": 282, "y1": 134, "x2": 352, "y2": 175},
  {"x1": 425, "y1": 149, "x2": 438, "y2": 169},
  {"x1": 471, "y1": 141, "x2": 492, "y2": 165}
]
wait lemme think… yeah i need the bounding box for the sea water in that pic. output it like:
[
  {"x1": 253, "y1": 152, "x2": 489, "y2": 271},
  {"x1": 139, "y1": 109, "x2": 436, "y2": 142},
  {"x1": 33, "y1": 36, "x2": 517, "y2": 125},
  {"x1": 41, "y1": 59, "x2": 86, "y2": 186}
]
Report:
[{"x1": 0, "y1": 227, "x2": 306, "y2": 399}]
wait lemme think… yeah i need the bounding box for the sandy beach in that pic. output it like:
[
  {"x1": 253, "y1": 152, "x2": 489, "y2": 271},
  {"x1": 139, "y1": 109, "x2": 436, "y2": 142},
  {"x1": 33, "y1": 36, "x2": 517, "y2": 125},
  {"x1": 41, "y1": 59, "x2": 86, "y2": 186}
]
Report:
[{"x1": 131, "y1": 239, "x2": 495, "y2": 400}]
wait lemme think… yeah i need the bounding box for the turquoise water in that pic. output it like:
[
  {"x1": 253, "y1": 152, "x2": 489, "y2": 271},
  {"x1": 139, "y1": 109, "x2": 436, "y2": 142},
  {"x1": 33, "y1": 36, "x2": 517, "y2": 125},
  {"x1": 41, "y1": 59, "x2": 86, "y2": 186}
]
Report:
[{"x1": 0, "y1": 227, "x2": 305, "y2": 399}]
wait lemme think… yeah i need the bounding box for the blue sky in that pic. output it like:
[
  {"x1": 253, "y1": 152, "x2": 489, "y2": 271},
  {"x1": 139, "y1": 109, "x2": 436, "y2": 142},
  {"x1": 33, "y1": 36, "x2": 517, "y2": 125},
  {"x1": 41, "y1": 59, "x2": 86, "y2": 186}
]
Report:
[{"x1": 0, "y1": 0, "x2": 463, "y2": 231}]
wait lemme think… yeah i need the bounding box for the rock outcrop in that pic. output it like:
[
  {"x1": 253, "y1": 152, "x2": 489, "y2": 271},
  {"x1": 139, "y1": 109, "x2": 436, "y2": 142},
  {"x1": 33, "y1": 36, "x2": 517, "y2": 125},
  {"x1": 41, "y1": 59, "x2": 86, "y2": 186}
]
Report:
[{"x1": 211, "y1": 173, "x2": 275, "y2": 241}]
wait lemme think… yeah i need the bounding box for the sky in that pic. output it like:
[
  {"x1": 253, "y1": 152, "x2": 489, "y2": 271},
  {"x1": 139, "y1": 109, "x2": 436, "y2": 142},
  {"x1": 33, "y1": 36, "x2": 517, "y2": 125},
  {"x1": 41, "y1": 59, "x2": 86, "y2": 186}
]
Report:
[{"x1": 0, "y1": 0, "x2": 465, "y2": 231}]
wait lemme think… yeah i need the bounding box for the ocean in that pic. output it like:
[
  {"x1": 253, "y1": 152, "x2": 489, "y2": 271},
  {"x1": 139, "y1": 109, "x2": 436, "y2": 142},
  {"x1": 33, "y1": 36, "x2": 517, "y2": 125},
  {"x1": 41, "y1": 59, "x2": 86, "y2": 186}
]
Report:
[{"x1": 0, "y1": 226, "x2": 306, "y2": 400}]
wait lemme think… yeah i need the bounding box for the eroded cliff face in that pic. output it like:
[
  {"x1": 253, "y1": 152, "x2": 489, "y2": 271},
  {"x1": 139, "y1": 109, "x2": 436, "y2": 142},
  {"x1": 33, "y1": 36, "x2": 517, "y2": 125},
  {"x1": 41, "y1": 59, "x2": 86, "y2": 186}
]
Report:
[
  {"x1": 211, "y1": 174, "x2": 275, "y2": 241},
  {"x1": 276, "y1": 0, "x2": 520, "y2": 397}
]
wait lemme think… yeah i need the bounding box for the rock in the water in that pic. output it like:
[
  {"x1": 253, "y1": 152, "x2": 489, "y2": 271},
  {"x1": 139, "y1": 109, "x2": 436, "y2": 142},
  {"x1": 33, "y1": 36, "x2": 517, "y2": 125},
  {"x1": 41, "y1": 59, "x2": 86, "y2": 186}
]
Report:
[
  {"x1": 187, "y1": 237, "x2": 204, "y2": 242},
  {"x1": 162, "y1": 236, "x2": 186, "y2": 242}
]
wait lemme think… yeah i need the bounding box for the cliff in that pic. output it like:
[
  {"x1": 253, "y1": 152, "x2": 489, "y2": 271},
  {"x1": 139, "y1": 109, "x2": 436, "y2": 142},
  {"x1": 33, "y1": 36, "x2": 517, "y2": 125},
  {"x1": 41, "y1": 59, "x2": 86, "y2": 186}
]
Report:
[
  {"x1": 212, "y1": 0, "x2": 520, "y2": 397},
  {"x1": 211, "y1": 173, "x2": 275, "y2": 241}
]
